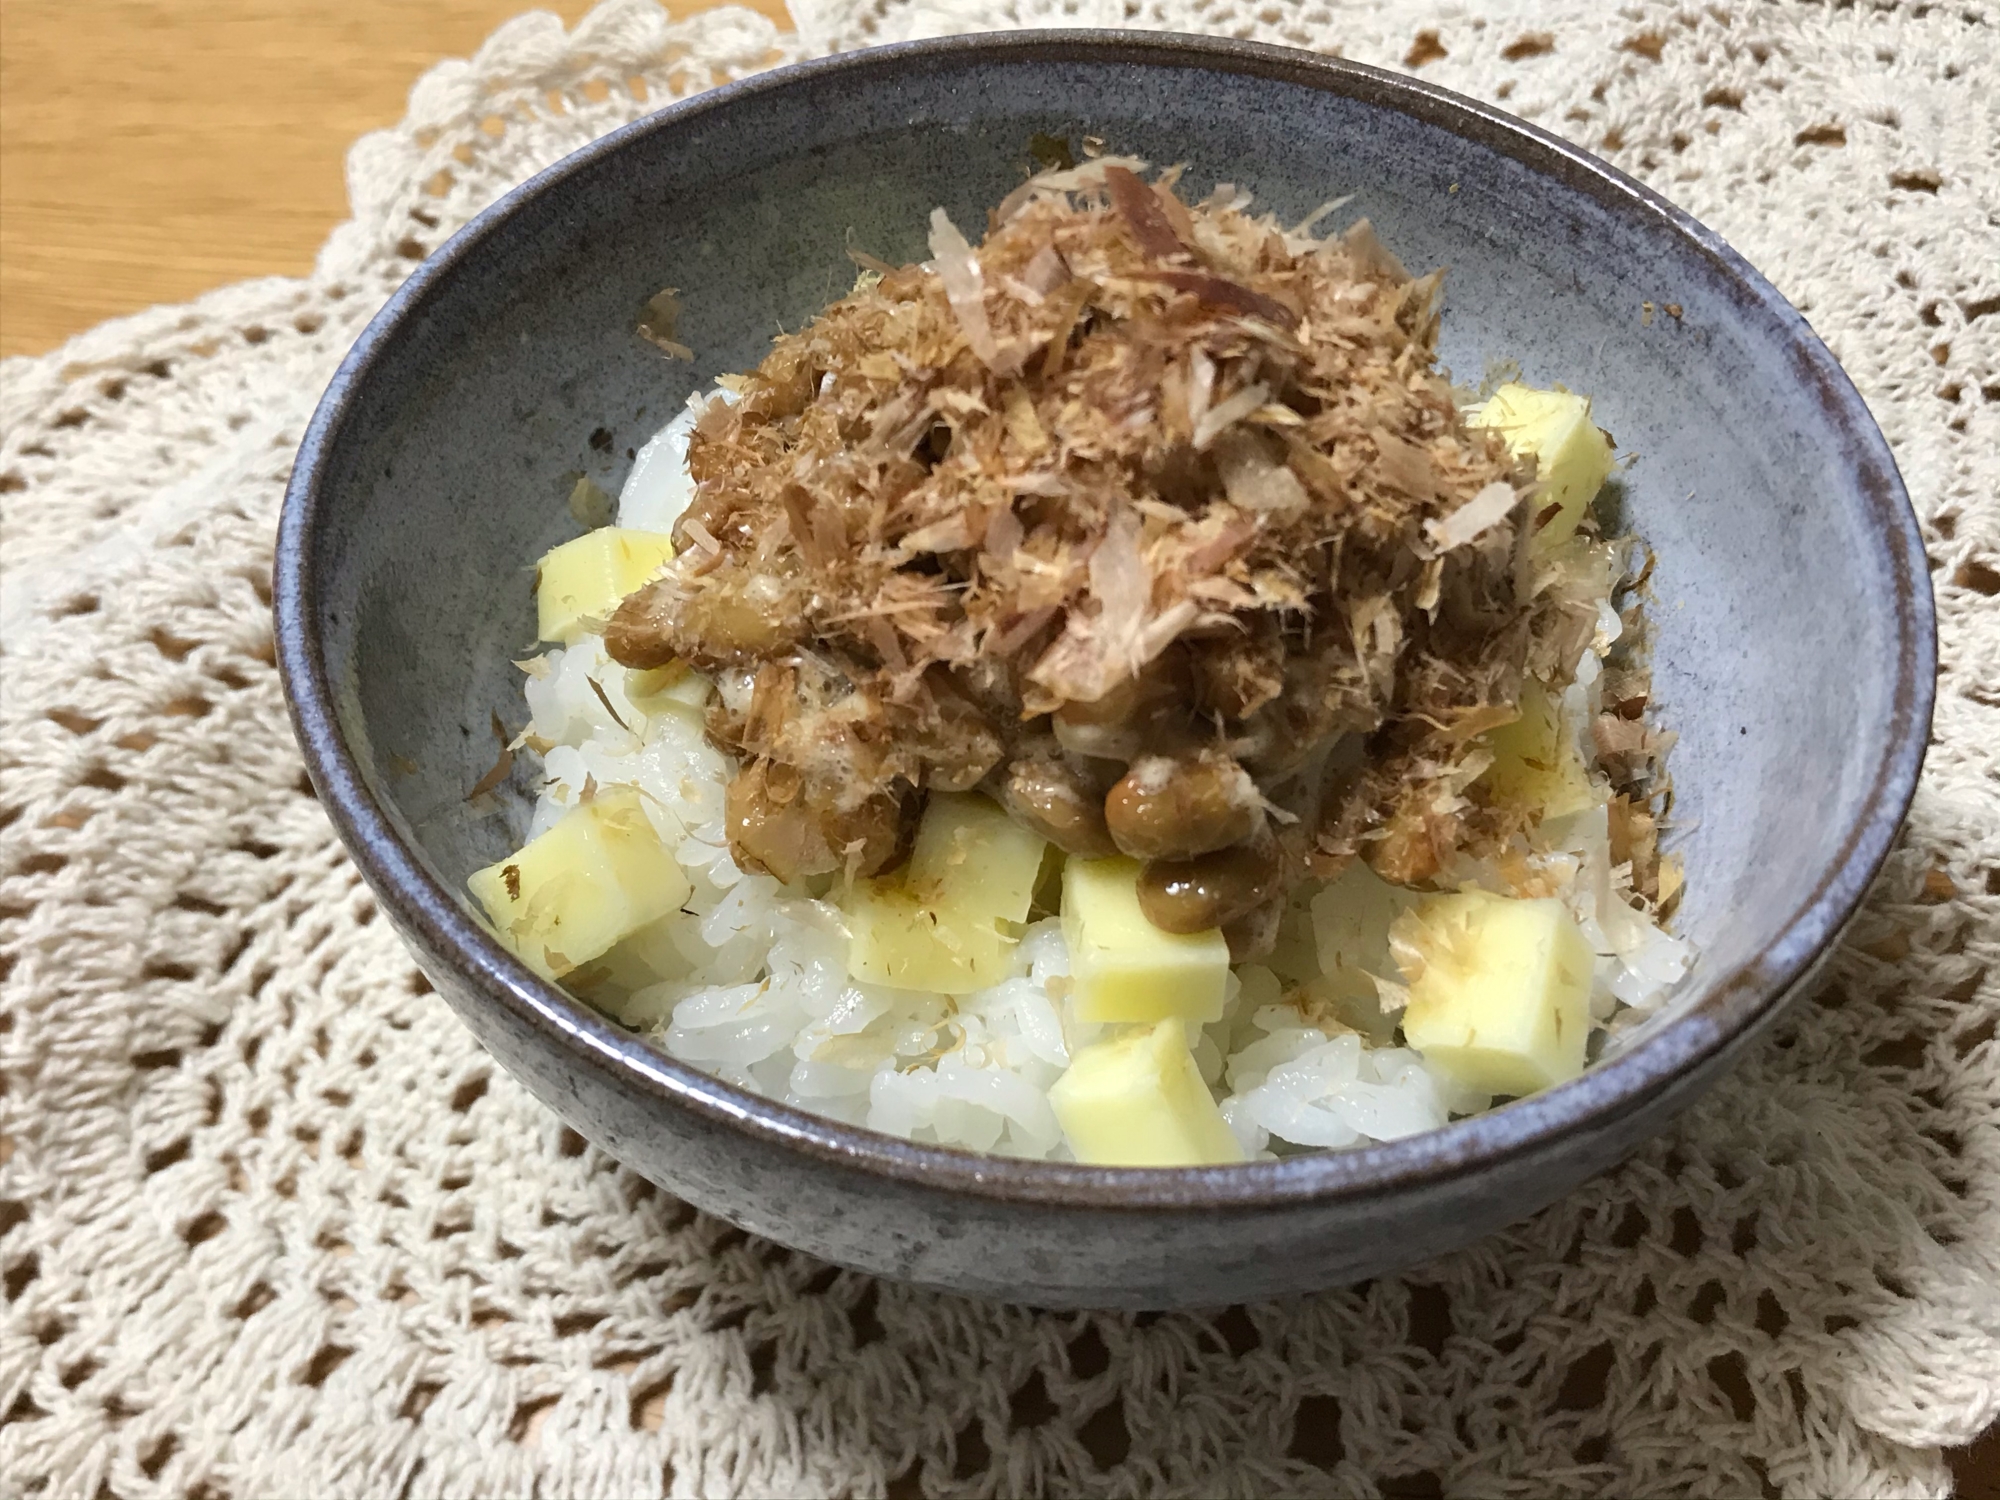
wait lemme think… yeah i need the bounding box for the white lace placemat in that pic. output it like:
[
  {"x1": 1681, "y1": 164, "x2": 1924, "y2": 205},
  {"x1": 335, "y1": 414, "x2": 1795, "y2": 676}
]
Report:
[{"x1": 2, "y1": 2, "x2": 1995, "y2": 1495}]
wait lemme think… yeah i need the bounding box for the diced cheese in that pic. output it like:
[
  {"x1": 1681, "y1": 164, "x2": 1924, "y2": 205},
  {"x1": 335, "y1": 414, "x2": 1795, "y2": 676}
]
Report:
[
  {"x1": 1397, "y1": 891, "x2": 1593, "y2": 1098},
  {"x1": 1049, "y1": 1018, "x2": 1245, "y2": 1166},
  {"x1": 911, "y1": 792, "x2": 1046, "y2": 920},
  {"x1": 847, "y1": 887, "x2": 1001, "y2": 993},
  {"x1": 534, "y1": 528, "x2": 676, "y2": 644},
  {"x1": 468, "y1": 786, "x2": 690, "y2": 981},
  {"x1": 845, "y1": 793, "x2": 1046, "y2": 994},
  {"x1": 585, "y1": 914, "x2": 696, "y2": 1018},
  {"x1": 1479, "y1": 678, "x2": 1603, "y2": 820},
  {"x1": 625, "y1": 659, "x2": 711, "y2": 719},
  {"x1": 1469, "y1": 384, "x2": 1614, "y2": 549},
  {"x1": 1062, "y1": 856, "x2": 1230, "y2": 1026}
]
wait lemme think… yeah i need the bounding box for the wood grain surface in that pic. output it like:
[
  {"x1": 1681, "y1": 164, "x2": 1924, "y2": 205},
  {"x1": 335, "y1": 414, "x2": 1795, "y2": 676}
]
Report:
[{"x1": 0, "y1": 0, "x2": 789, "y2": 357}]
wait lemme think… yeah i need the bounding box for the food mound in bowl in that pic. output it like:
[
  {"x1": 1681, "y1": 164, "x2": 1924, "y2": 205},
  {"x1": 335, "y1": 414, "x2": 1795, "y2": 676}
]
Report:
[{"x1": 468, "y1": 156, "x2": 1693, "y2": 1165}]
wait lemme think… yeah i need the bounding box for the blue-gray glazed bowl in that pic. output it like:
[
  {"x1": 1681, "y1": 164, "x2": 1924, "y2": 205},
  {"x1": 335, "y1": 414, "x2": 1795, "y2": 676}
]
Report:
[{"x1": 275, "y1": 31, "x2": 1933, "y2": 1309}]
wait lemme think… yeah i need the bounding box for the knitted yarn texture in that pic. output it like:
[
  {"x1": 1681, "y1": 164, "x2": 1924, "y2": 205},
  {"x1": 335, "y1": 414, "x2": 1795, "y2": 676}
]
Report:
[{"x1": 2, "y1": 1, "x2": 1996, "y2": 1495}]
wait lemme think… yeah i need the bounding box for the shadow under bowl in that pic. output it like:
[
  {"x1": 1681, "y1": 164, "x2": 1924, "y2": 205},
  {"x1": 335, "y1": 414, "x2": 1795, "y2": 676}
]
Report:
[{"x1": 275, "y1": 31, "x2": 1932, "y2": 1309}]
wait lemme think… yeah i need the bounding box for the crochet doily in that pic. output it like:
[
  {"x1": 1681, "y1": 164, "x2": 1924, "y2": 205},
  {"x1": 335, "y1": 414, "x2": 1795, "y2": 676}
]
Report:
[{"x1": 2, "y1": 1, "x2": 1995, "y2": 1494}]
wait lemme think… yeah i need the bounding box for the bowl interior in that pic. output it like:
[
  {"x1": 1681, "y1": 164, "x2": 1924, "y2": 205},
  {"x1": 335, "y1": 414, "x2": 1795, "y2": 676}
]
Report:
[{"x1": 301, "y1": 41, "x2": 1919, "y2": 1100}]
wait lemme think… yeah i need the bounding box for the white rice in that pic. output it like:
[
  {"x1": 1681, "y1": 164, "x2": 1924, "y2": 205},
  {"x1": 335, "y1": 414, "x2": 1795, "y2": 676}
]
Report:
[{"x1": 501, "y1": 398, "x2": 1693, "y2": 1160}]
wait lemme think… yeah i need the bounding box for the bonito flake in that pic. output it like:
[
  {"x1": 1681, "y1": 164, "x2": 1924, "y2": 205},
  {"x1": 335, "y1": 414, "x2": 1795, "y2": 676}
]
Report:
[{"x1": 604, "y1": 158, "x2": 1636, "y2": 919}]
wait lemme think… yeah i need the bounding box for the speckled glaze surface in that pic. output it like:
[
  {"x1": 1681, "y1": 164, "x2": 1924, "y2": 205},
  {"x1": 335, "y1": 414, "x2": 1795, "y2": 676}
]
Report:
[{"x1": 275, "y1": 32, "x2": 1932, "y2": 1310}]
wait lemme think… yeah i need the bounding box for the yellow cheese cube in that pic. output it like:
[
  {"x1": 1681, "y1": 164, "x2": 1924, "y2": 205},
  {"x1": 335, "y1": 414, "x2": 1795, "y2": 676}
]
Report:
[
  {"x1": 845, "y1": 793, "x2": 1047, "y2": 994},
  {"x1": 535, "y1": 528, "x2": 676, "y2": 644},
  {"x1": 1061, "y1": 857, "x2": 1230, "y2": 1026},
  {"x1": 468, "y1": 787, "x2": 691, "y2": 981},
  {"x1": 1049, "y1": 1019, "x2": 1245, "y2": 1166},
  {"x1": 908, "y1": 792, "x2": 1045, "y2": 922},
  {"x1": 1479, "y1": 679, "x2": 1603, "y2": 820},
  {"x1": 626, "y1": 659, "x2": 712, "y2": 719},
  {"x1": 845, "y1": 887, "x2": 1011, "y2": 994},
  {"x1": 1398, "y1": 891, "x2": 1594, "y2": 1098},
  {"x1": 578, "y1": 913, "x2": 695, "y2": 1015},
  {"x1": 1469, "y1": 384, "x2": 1614, "y2": 549}
]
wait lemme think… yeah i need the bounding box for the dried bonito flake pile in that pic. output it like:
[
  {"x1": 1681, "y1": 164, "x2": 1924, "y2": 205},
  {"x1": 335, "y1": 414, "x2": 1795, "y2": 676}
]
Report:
[{"x1": 607, "y1": 158, "x2": 1636, "y2": 954}]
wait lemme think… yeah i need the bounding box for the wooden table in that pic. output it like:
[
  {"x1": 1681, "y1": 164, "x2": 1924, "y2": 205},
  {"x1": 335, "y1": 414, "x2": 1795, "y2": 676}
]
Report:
[{"x1": 0, "y1": 0, "x2": 788, "y2": 358}]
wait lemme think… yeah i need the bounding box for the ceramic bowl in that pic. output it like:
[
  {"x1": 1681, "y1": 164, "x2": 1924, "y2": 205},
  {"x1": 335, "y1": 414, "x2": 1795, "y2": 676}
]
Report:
[{"x1": 275, "y1": 32, "x2": 1932, "y2": 1309}]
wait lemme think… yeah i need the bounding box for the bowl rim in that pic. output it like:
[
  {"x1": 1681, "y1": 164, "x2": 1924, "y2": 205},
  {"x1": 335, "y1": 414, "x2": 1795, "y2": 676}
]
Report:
[{"x1": 275, "y1": 28, "x2": 1935, "y2": 1211}]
